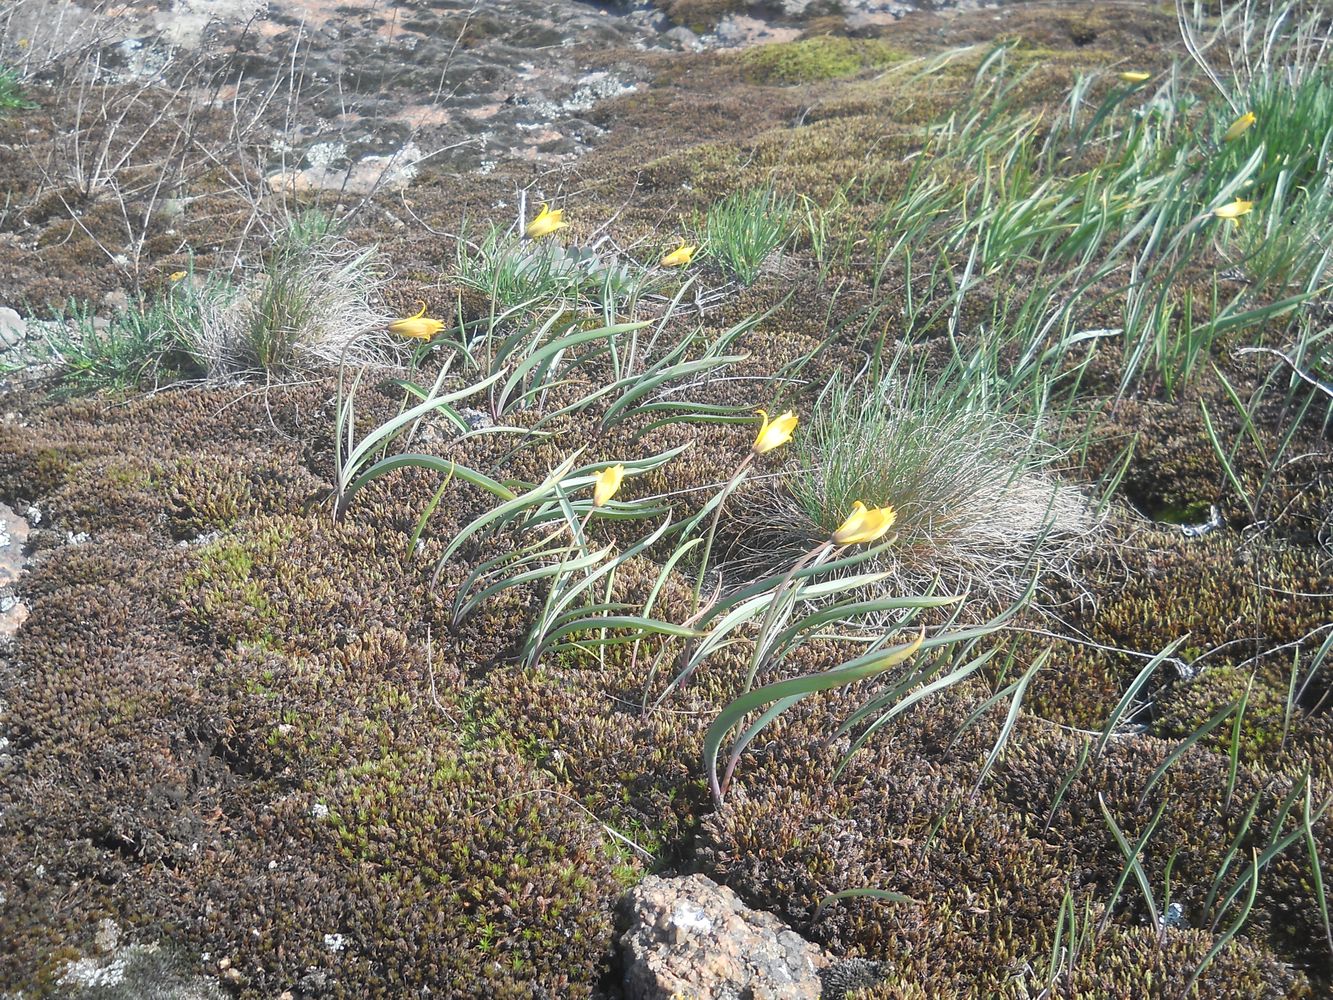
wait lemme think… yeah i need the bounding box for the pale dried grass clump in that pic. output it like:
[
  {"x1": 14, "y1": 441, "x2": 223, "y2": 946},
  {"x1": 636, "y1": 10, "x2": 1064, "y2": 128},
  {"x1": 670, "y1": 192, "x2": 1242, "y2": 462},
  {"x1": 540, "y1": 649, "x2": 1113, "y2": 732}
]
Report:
[
  {"x1": 738, "y1": 378, "x2": 1099, "y2": 604},
  {"x1": 184, "y1": 223, "x2": 401, "y2": 381}
]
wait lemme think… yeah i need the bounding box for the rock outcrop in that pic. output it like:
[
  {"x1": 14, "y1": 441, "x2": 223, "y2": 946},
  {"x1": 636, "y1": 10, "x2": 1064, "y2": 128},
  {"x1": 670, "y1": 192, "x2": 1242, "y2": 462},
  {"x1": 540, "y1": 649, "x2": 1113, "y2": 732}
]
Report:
[{"x1": 618, "y1": 874, "x2": 830, "y2": 1000}]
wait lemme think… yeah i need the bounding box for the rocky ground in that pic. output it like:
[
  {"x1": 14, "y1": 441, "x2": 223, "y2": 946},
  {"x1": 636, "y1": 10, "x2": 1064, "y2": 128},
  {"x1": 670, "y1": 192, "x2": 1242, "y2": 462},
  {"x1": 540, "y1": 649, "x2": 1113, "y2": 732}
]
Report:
[{"x1": 1, "y1": 1, "x2": 1332, "y2": 998}]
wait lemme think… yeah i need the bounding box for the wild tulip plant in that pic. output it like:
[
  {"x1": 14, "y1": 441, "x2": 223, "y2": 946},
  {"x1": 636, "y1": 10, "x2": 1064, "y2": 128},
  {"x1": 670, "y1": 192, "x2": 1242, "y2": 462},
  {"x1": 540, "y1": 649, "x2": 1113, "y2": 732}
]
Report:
[
  {"x1": 328, "y1": 201, "x2": 1020, "y2": 822},
  {"x1": 689, "y1": 407, "x2": 798, "y2": 612},
  {"x1": 593, "y1": 408, "x2": 984, "y2": 806},
  {"x1": 733, "y1": 499, "x2": 901, "y2": 695},
  {"x1": 332, "y1": 324, "x2": 1014, "y2": 816}
]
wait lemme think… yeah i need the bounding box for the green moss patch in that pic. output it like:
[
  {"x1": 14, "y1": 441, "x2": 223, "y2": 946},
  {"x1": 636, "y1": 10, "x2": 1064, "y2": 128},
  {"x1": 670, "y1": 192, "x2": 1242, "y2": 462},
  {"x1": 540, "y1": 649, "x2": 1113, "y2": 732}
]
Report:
[{"x1": 739, "y1": 37, "x2": 909, "y2": 86}]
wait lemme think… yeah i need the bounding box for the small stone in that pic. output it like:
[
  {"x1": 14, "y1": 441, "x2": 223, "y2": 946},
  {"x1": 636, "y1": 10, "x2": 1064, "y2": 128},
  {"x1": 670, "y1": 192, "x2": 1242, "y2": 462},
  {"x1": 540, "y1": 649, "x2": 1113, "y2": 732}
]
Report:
[
  {"x1": 267, "y1": 170, "x2": 316, "y2": 194},
  {"x1": 663, "y1": 26, "x2": 700, "y2": 50},
  {"x1": 297, "y1": 968, "x2": 329, "y2": 993},
  {"x1": 156, "y1": 198, "x2": 187, "y2": 221},
  {"x1": 0, "y1": 307, "x2": 26, "y2": 350},
  {"x1": 102, "y1": 288, "x2": 131, "y2": 314},
  {"x1": 457, "y1": 406, "x2": 493, "y2": 431},
  {"x1": 95, "y1": 918, "x2": 121, "y2": 953}
]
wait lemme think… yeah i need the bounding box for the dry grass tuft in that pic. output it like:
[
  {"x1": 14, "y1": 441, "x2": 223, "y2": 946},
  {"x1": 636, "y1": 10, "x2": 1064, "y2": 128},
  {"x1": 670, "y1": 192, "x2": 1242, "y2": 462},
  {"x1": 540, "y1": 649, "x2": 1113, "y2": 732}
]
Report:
[{"x1": 737, "y1": 376, "x2": 1098, "y2": 603}]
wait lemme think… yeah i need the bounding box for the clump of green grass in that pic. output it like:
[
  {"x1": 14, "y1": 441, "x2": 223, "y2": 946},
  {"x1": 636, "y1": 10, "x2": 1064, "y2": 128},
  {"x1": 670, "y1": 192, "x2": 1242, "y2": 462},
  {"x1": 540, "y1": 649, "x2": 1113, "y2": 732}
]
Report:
[
  {"x1": 453, "y1": 222, "x2": 646, "y2": 313},
  {"x1": 703, "y1": 187, "x2": 794, "y2": 285},
  {"x1": 742, "y1": 374, "x2": 1094, "y2": 600},
  {"x1": 1219, "y1": 66, "x2": 1333, "y2": 290},
  {"x1": 183, "y1": 211, "x2": 394, "y2": 379},
  {"x1": 0, "y1": 64, "x2": 34, "y2": 113},
  {"x1": 243, "y1": 219, "x2": 334, "y2": 376},
  {"x1": 31, "y1": 290, "x2": 214, "y2": 394}
]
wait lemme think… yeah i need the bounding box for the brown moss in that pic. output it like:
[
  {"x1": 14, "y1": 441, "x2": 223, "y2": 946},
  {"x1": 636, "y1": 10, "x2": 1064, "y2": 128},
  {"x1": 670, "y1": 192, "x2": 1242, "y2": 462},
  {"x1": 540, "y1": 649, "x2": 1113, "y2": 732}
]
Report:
[
  {"x1": 0, "y1": 503, "x2": 627, "y2": 999},
  {"x1": 1010, "y1": 527, "x2": 1333, "y2": 738},
  {"x1": 698, "y1": 682, "x2": 1073, "y2": 995},
  {"x1": 159, "y1": 449, "x2": 324, "y2": 537},
  {"x1": 703, "y1": 684, "x2": 1321, "y2": 996},
  {"x1": 999, "y1": 721, "x2": 1333, "y2": 980}
]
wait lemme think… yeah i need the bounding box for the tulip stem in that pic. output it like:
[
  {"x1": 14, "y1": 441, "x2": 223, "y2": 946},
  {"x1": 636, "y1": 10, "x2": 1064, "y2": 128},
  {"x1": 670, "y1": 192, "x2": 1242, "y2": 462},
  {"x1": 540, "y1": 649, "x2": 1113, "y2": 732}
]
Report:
[{"x1": 691, "y1": 455, "x2": 753, "y2": 616}]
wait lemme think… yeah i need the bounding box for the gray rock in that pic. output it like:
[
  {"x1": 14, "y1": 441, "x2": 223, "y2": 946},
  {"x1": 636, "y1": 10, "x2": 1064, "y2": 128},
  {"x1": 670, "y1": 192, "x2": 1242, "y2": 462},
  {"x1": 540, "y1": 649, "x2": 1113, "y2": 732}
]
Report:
[
  {"x1": 619, "y1": 874, "x2": 829, "y2": 1000},
  {"x1": 0, "y1": 307, "x2": 26, "y2": 350},
  {"x1": 95, "y1": 919, "x2": 122, "y2": 954},
  {"x1": 0, "y1": 502, "x2": 29, "y2": 588},
  {"x1": 664, "y1": 26, "x2": 702, "y2": 50},
  {"x1": 102, "y1": 288, "x2": 131, "y2": 314},
  {"x1": 57, "y1": 941, "x2": 226, "y2": 1000}
]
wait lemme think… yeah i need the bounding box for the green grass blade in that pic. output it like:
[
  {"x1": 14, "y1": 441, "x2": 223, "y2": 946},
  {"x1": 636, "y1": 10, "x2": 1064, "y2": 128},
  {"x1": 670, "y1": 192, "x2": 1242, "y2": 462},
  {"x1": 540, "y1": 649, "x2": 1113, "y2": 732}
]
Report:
[
  {"x1": 705, "y1": 631, "x2": 925, "y2": 805},
  {"x1": 1096, "y1": 636, "x2": 1188, "y2": 758}
]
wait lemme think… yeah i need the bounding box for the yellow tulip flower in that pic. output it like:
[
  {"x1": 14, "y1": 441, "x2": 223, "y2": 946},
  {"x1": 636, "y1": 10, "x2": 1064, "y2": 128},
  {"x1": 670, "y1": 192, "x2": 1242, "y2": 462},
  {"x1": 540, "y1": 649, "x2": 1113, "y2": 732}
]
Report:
[
  {"x1": 168, "y1": 270, "x2": 188, "y2": 282},
  {"x1": 660, "y1": 244, "x2": 697, "y2": 268},
  {"x1": 1213, "y1": 198, "x2": 1253, "y2": 223},
  {"x1": 752, "y1": 409, "x2": 797, "y2": 455},
  {"x1": 593, "y1": 464, "x2": 625, "y2": 507},
  {"x1": 1119, "y1": 71, "x2": 1151, "y2": 83},
  {"x1": 525, "y1": 202, "x2": 567, "y2": 239},
  {"x1": 1222, "y1": 111, "x2": 1256, "y2": 142},
  {"x1": 388, "y1": 301, "x2": 445, "y2": 341},
  {"x1": 832, "y1": 501, "x2": 897, "y2": 546}
]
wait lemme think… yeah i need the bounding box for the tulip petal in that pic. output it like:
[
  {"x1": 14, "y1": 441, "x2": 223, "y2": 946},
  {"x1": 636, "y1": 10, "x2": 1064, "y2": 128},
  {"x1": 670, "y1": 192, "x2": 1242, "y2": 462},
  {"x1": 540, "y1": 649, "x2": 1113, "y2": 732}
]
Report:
[{"x1": 593, "y1": 464, "x2": 625, "y2": 507}]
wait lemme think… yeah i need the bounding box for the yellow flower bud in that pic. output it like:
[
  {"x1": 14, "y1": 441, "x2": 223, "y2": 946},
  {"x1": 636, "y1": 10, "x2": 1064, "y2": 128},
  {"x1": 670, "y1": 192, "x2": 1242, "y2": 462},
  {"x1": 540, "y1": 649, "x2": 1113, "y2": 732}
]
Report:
[
  {"x1": 1213, "y1": 198, "x2": 1253, "y2": 223},
  {"x1": 832, "y1": 501, "x2": 897, "y2": 546},
  {"x1": 525, "y1": 202, "x2": 567, "y2": 239},
  {"x1": 660, "y1": 244, "x2": 696, "y2": 268},
  {"x1": 1118, "y1": 71, "x2": 1151, "y2": 83},
  {"x1": 1222, "y1": 111, "x2": 1256, "y2": 142},
  {"x1": 752, "y1": 409, "x2": 797, "y2": 455},
  {"x1": 388, "y1": 301, "x2": 445, "y2": 341}
]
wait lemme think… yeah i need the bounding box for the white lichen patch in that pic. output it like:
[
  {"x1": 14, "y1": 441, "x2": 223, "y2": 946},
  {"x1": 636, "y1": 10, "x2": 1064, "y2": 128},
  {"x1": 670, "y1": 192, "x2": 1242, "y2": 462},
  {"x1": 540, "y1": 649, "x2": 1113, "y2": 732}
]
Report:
[{"x1": 60, "y1": 955, "x2": 129, "y2": 990}]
